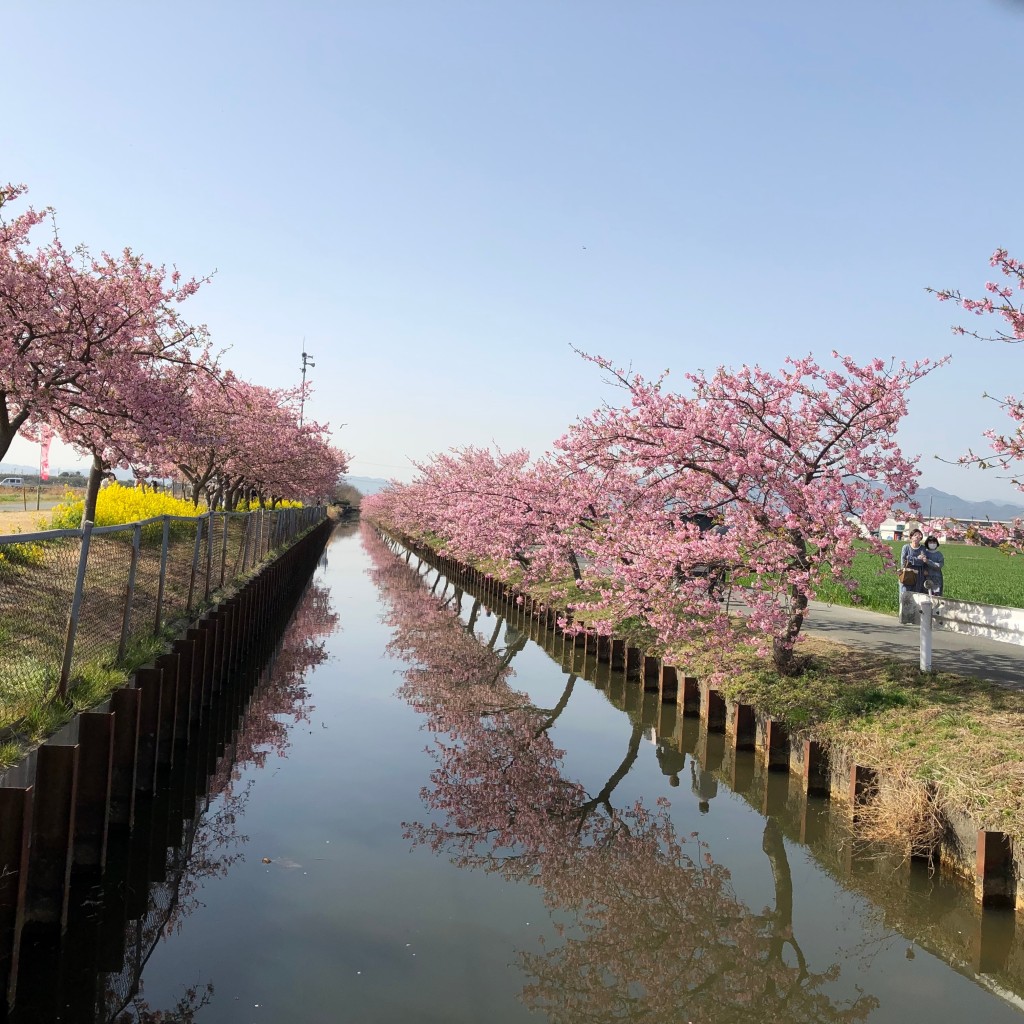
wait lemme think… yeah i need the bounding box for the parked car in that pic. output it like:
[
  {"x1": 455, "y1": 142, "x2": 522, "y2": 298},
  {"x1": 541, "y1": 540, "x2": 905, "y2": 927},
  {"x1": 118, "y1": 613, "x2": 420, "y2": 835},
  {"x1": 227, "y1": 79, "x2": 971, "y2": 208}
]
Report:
[{"x1": 0, "y1": 477, "x2": 24, "y2": 487}]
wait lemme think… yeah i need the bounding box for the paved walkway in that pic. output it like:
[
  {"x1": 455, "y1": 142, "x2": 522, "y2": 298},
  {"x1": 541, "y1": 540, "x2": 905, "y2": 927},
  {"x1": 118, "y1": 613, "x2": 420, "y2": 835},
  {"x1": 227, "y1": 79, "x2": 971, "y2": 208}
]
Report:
[{"x1": 803, "y1": 599, "x2": 1024, "y2": 690}]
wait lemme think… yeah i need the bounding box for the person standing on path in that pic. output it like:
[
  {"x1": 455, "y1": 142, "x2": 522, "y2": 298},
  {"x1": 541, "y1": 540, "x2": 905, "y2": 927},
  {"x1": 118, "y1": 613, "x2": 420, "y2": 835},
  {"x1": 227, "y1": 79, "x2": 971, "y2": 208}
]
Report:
[
  {"x1": 922, "y1": 535, "x2": 944, "y2": 595},
  {"x1": 898, "y1": 528, "x2": 928, "y2": 623}
]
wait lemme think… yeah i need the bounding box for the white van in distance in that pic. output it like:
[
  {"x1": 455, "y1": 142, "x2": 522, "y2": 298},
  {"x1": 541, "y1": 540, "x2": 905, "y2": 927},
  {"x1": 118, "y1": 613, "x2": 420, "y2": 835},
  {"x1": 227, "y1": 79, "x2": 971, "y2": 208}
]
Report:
[{"x1": 0, "y1": 477, "x2": 24, "y2": 487}]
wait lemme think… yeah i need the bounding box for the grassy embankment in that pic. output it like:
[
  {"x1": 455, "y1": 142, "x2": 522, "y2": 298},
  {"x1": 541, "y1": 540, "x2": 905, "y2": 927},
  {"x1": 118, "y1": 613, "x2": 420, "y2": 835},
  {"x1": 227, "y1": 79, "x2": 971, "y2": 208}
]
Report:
[
  {"x1": 0, "y1": 487, "x2": 205, "y2": 767},
  {"x1": 408, "y1": 531, "x2": 1024, "y2": 854},
  {"x1": 0, "y1": 487, "x2": 311, "y2": 769}
]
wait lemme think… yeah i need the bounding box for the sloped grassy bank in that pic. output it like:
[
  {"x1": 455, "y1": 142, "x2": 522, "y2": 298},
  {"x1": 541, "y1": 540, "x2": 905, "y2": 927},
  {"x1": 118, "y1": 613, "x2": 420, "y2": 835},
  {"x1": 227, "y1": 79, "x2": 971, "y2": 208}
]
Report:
[
  {"x1": 0, "y1": 508, "x2": 335, "y2": 770},
  {"x1": 383, "y1": 527, "x2": 1024, "y2": 863}
]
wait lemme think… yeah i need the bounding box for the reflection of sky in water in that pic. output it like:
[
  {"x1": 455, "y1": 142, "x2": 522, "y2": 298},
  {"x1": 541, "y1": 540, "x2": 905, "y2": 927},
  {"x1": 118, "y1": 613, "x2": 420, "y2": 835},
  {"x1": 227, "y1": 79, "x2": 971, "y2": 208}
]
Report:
[{"x1": 97, "y1": 525, "x2": 1024, "y2": 1024}]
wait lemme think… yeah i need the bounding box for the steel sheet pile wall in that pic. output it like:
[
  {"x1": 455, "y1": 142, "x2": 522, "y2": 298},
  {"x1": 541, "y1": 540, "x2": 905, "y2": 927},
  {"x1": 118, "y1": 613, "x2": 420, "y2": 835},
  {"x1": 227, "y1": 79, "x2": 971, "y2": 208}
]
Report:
[
  {"x1": 383, "y1": 531, "x2": 1024, "y2": 913},
  {"x1": 0, "y1": 506, "x2": 324, "y2": 724},
  {"x1": 0, "y1": 519, "x2": 331, "y2": 1017},
  {"x1": 383, "y1": 531, "x2": 1024, "y2": 1000}
]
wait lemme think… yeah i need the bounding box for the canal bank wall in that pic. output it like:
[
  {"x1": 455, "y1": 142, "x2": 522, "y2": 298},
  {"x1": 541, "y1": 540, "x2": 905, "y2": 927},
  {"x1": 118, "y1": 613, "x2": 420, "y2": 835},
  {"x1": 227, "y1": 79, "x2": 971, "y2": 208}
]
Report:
[
  {"x1": 375, "y1": 529, "x2": 1024, "y2": 1012},
  {"x1": 0, "y1": 517, "x2": 332, "y2": 1013},
  {"x1": 378, "y1": 529, "x2": 1024, "y2": 917}
]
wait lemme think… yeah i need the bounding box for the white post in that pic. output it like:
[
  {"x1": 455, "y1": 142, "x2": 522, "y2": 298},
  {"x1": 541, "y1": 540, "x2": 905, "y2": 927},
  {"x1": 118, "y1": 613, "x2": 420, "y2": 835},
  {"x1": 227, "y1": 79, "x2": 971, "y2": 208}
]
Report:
[{"x1": 920, "y1": 596, "x2": 933, "y2": 672}]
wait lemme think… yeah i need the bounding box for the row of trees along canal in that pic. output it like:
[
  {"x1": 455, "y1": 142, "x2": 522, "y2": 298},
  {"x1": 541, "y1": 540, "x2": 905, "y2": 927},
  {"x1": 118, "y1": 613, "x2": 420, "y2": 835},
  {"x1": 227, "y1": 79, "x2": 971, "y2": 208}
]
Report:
[
  {"x1": 364, "y1": 351, "x2": 939, "y2": 677},
  {"x1": 365, "y1": 248, "x2": 1024, "y2": 679},
  {"x1": 0, "y1": 183, "x2": 349, "y2": 524},
  {"x1": 365, "y1": 527, "x2": 877, "y2": 1022}
]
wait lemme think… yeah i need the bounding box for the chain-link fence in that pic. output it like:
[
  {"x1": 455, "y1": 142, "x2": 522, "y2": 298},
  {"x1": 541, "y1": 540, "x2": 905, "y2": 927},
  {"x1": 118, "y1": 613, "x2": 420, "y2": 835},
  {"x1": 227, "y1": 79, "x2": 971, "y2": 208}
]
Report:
[{"x1": 0, "y1": 506, "x2": 325, "y2": 731}]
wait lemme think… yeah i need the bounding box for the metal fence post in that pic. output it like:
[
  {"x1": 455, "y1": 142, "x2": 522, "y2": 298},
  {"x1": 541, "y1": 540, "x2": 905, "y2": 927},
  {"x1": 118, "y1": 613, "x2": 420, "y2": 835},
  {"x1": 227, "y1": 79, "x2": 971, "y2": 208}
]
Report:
[
  {"x1": 239, "y1": 512, "x2": 250, "y2": 574},
  {"x1": 154, "y1": 515, "x2": 171, "y2": 635},
  {"x1": 219, "y1": 511, "x2": 229, "y2": 587},
  {"x1": 205, "y1": 509, "x2": 215, "y2": 601},
  {"x1": 117, "y1": 523, "x2": 143, "y2": 662},
  {"x1": 59, "y1": 521, "x2": 94, "y2": 699},
  {"x1": 187, "y1": 516, "x2": 204, "y2": 613},
  {"x1": 244, "y1": 512, "x2": 254, "y2": 573}
]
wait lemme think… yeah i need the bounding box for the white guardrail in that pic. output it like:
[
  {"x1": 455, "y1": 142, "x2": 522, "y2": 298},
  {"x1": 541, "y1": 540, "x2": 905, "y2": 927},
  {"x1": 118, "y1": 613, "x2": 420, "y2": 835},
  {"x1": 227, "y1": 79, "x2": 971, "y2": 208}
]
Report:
[{"x1": 908, "y1": 593, "x2": 1024, "y2": 671}]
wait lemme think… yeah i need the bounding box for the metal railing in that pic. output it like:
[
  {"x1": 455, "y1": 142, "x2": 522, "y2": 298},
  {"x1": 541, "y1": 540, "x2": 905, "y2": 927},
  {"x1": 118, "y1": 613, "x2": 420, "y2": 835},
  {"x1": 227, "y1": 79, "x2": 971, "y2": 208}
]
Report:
[{"x1": 0, "y1": 506, "x2": 325, "y2": 728}]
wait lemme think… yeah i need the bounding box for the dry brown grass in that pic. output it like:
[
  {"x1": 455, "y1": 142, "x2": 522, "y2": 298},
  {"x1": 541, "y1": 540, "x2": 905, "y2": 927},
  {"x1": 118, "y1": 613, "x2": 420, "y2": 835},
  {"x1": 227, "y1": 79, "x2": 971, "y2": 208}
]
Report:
[
  {"x1": 683, "y1": 633, "x2": 1024, "y2": 851},
  {"x1": 846, "y1": 767, "x2": 946, "y2": 862},
  {"x1": 1, "y1": 515, "x2": 262, "y2": 731},
  {"x1": 520, "y1": 580, "x2": 1024, "y2": 849},
  {"x1": 0, "y1": 509, "x2": 52, "y2": 533}
]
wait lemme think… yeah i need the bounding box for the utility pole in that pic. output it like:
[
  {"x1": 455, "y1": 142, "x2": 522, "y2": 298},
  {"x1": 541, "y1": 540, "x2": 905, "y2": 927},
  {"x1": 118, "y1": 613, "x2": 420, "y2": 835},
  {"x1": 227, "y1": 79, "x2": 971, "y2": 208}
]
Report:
[{"x1": 299, "y1": 343, "x2": 315, "y2": 428}]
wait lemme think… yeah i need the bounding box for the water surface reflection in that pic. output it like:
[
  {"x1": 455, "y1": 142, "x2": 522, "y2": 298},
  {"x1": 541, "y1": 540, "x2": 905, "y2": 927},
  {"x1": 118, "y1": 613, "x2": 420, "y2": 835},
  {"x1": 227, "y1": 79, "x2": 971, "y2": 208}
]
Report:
[
  {"x1": 367, "y1": 530, "x2": 877, "y2": 1022},
  {"x1": 16, "y1": 525, "x2": 1024, "y2": 1023},
  {"x1": 8, "y1": 576, "x2": 338, "y2": 1023}
]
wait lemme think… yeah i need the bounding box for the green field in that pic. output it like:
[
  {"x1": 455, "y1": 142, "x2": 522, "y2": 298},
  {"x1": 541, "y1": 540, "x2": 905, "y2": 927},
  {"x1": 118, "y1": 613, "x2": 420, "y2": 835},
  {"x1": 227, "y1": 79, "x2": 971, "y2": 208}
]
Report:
[{"x1": 815, "y1": 540, "x2": 1024, "y2": 614}]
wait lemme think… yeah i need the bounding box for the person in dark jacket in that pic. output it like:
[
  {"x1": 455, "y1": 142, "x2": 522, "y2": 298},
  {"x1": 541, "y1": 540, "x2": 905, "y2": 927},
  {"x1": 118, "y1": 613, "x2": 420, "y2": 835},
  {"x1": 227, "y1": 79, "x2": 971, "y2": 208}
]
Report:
[
  {"x1": 899, "y1": 529, "x2": 928, "y2": 595},
  {"x1": 922, "y1": 535, "x2": 944, "y2": 595},
  {"x1": 898, "y1": 529, "x2": 928, "y2": 623}
]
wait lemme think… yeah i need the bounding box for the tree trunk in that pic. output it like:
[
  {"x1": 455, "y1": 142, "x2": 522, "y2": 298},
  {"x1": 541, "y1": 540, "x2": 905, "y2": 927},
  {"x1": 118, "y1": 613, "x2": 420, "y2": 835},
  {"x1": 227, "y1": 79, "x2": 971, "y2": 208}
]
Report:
[
  {"x1": 535, "y1": 675, "x2": 577, "y2": 736},
  {"x1": 578, "y1": 721, "x2": 644, "y2": 821},
  {"x1": 771, "y1": 586, "x2": 808, "y2": 676},
  {"x1": 772, "y1": 531, "x2": 811, "y2": 676},
  {"x1": 566, "y1": 549, "x2": 583, "y2": 582},
  {"x1": 0, "y1": 397, "x2": 31, "y2": 464},
  {"x1": 81, "y1": 453, "x2": 105, "y2": 527}
]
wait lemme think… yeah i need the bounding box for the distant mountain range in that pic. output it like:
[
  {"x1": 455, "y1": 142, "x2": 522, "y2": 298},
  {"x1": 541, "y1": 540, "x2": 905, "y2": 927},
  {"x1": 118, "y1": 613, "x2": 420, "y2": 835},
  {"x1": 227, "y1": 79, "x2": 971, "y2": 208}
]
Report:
[
  {"x1": 8, "y1": 464, "x2": 1022, "y2": 520},
  {"x1": 911, "y1": 487, "x2": 1024, "y2": 522},
  {"x1": 0, "y1": 463, "x2": 134, "y2": 480},
  {"x1": 337, "y1": 477, "x2": 1024, "y2": 519},
  {"x1": 343, "y1": 475, "x2": 393, "y2": 496}
]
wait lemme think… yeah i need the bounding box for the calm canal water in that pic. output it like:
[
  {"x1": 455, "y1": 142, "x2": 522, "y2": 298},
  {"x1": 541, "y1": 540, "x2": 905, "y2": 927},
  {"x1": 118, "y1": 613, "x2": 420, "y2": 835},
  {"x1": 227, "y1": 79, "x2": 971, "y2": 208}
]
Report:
[{"x1": 15, "y1": 522, "x2": 1024, "y2": 1022}]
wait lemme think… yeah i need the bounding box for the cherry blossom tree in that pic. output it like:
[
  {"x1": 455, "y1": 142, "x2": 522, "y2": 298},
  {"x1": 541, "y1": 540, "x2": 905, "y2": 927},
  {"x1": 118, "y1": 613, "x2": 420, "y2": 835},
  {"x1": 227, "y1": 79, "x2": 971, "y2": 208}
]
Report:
[
  {"x1": 0, "y1": 182, "x2": 212, "y2": 522},
  {"x1": 363, "y1": 445, "x2": 607, "y2": 597},
  {"x1": 931, "y1": 250, "x2": 1024, "y2": 508},
  {"x1": 203, "y1": 380, "x2": 347, "y2": 508},
  {"x1": 556, "y1": 352, "x2": 940, "y2": 673},
  {"x1": 366, "y1": 351, "x2": 939, "y2": 675}
]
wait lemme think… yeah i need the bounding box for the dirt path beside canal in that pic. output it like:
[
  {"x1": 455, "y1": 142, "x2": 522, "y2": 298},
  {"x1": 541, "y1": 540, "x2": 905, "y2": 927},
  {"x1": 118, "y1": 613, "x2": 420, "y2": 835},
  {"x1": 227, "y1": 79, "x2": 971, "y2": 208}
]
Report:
[{"x1": 0, "y1": 508, "x2": 54, "y2": 534}]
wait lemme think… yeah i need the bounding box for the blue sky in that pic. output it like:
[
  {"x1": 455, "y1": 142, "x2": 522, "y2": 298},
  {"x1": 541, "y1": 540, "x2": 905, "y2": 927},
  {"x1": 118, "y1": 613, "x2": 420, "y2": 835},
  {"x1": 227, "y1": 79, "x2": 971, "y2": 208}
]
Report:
[{"x1": 3, "y1": 1, "x2": 1023, "y2": 501}]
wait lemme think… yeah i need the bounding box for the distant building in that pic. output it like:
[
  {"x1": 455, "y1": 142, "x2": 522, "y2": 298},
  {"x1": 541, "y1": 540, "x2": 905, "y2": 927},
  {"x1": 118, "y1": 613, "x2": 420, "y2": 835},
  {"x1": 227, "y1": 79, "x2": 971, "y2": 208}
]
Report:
[{"x1": 878, "y1": 517, "x2": 924, "y2": 541}]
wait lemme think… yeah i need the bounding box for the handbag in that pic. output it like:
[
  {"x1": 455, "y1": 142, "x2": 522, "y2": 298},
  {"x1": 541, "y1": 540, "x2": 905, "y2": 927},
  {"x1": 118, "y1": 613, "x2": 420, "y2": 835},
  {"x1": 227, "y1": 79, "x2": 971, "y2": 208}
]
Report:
[{"x1": 897, "y1": 552, "x2": 918, "y2": 587}]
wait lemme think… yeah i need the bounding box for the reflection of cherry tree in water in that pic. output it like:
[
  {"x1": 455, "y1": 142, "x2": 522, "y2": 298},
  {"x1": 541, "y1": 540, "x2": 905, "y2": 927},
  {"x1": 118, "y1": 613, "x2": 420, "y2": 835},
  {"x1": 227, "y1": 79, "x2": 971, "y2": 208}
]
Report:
[
  {"x1": 520, "y1": 814, "x2": 877, "y2": 1024},
  {"x1": 110, "y1": 981, "x2": 214, "y2": 1024},
  {"x1": 364, "y1": 527, "x2": 876, "y2": 1023},
  {"x1": 100, "y1": 580, "x2": 339, "y2": 1023}
]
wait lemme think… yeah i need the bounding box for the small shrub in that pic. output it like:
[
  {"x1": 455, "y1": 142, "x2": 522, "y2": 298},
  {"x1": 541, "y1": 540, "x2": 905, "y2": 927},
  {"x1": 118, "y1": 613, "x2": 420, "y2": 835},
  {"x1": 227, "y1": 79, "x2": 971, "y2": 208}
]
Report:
[
  {"x1": 49, "y1": 484, "x2": 204, "y2": 543},
  {"x1": 236, "y1": 497, "x2": 304, "y2": 511},
  {"x1": 0, "y1": 538, "x2": 46, "y2": 570}
]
